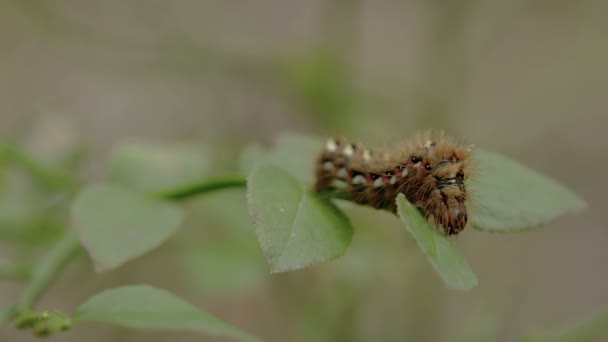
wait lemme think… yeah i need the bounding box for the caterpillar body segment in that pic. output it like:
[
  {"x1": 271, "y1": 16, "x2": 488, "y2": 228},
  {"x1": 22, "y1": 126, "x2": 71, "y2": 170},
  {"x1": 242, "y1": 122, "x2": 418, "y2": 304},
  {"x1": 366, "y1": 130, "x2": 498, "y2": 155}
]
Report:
[{"x1": 314, "y1": 133, "x2": 475, "y2": 236}]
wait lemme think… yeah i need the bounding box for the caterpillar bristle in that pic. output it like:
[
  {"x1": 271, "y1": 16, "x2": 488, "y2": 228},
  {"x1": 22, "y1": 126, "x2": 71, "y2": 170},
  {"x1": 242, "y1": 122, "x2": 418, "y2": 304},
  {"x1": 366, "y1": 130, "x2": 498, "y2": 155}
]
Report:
[{"x1": 314, "y1": 132, "x2": 475, "y2": 236}]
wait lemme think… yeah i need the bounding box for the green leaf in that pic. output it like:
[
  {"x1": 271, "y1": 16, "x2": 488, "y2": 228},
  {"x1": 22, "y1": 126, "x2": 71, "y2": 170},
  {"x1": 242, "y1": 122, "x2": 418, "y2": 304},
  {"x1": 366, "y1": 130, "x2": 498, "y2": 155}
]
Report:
[
  {"x1": 396, "y1": 194, "x2": 478, "y2": 290},
  {"x1": 470, "y1": 151, "x2": 587, "y2": 232},
  {"x1": 247, "y1": 163, "x2": 353, "y2": 272},
  {"x1": 108, "y1": 143, "x2": 209, "y2": 193},
  {"x1": 238, "y1": 135, "x2": 323, "y2": 183},
  {"x1": 181, "y1": 191, "x2": 267, "y2": 294},
  {"x1": 76, "y1": 285, "x2": 259, "y2": 342},
  {"x1": 71, "y1": 184, "x2": 184, "y2": 272},
  {"x1": 238, "y1": 142, "x2": 267, "y2": 176},
  {"x1": 267, "y1": 135, "x2": 323, "y2": 184}
]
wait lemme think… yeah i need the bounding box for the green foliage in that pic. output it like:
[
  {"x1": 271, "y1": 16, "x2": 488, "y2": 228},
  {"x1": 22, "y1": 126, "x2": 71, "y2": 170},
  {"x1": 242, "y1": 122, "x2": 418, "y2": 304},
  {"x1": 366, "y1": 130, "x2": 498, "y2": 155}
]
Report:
[
  {"x1": 14, "y1": 310, "x2": 73, "y2": 336},
  {"x1": 0, "y1": 134, "x2": 589, "y2": 340},
  {"x1": 180, "y1": 191, "x2": 267, "y2": 295},
  {"x1": 396, "y1": 194, "x2": 477, "y2": 290},
  {"x1": 470, "y1": 150, "x2": 587, "y2": 232},
  {"x1": 0, "y1": 3, "x2": 599, "y2": 338},
  {"x1": 108, "y1": 143, "x2": 209, "y2": 193},
  {"x1": 71, "y1": 184, "x2": 184, "y2": 272},
  {"x1": 238, "y1": 142, "x2": 267, "y2": 176},
  {"x1": 242, "y1": 135, "x2": 586, "y2": 290},
  {"x1": 76, "y1": 285, "x2": 259, "y2": 342},
  {"x1": 247, "y1": 163, "x2": 353, "y2": 272},
  {"x1": 156, "y1": 175, "x2": 247, "y2": 201},
  {"x1": 15, "y1": 232, "x2": 81, "y2": 311},
  {"x1": 0, "y1": 139, "x2": 76, "y2": 191},
  {"x1": 266, "y1": 135, "x2": 324, "y2": 184}
]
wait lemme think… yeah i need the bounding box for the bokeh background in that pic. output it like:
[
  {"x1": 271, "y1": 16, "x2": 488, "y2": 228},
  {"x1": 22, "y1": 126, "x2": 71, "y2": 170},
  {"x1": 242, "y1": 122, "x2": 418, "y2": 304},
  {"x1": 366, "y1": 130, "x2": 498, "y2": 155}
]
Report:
[{"x1": 1, "y1": 1, "x2": 607, "y2": 341}]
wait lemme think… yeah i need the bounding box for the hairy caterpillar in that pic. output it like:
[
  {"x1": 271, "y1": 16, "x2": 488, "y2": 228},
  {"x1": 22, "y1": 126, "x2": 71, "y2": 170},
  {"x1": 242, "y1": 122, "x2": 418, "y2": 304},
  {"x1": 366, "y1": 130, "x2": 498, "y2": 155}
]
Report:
[{"x1": 314, "y1": 132, "x2": 475, "y2": 236}]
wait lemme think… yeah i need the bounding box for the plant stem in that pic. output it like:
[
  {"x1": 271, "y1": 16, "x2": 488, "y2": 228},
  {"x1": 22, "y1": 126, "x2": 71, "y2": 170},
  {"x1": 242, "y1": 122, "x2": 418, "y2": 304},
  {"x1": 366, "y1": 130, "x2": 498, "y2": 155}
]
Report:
[
  {"x1": 15, "y1": 232, "x2": 82, "y2": 312},
  {"x1": 154, "y1": 174, "x2": 247, "y2": 201},
  {"x1": 0, "y1": 139, "x2": 77, "y2": 191}
]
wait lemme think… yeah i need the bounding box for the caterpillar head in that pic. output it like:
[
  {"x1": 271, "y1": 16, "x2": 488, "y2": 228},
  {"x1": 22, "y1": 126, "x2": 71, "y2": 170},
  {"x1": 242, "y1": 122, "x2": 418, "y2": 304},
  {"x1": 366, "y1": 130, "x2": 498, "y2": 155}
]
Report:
[
  {"x1": 423, "y1": 179, "x2": 468, "y2": 235},
  {"x1": 414, "y1": 139, "x2": 474, "y2": 235}
]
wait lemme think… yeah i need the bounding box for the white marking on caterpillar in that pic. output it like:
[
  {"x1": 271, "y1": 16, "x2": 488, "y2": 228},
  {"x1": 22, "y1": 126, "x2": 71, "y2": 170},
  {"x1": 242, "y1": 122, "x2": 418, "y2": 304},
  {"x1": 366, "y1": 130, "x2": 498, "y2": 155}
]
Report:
[
  {"x1": 337, "y1": 168, "x2": 348, "y2": 179},
  {"x1": 343, "y1": 144, "x2": 355, "y2": 157},
  {"x1": 352, "y1": 175, "x2": 366, "y2": 185},
  {"x1": 389, "y1": 175, "x2": 397, "y2": 185},
  {"x1": 323, "y1": 161, "x2": 334, "y2": 171},
  {"x1": 413, "y1": 162, "x2": 421, "y2": 168},
  {"x1": 363, "y1": 149, "x2": 371, "y2": 162},
  {"x1": 401, "y1": 169, "x2": 409, "y2": 177},
  {"x1": 373, "y1": 177, "x2": 384, "y2": 188},
  {"x1": 326, "y1": 139, "x2": 338, "y2": 152}
]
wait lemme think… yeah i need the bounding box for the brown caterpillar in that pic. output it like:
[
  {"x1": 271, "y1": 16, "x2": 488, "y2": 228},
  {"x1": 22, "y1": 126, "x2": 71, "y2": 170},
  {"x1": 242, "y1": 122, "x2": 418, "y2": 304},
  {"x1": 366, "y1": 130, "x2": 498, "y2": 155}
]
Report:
[{"x1": 314, "y1": 132, "x2": 475, "y2": 236}]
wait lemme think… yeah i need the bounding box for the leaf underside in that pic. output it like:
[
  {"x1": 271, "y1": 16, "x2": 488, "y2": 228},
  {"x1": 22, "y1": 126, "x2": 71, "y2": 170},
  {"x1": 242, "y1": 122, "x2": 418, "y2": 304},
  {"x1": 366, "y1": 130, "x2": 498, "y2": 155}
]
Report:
[{"x1": 396, "y1": 194, "x2": 478, "y2": 290}]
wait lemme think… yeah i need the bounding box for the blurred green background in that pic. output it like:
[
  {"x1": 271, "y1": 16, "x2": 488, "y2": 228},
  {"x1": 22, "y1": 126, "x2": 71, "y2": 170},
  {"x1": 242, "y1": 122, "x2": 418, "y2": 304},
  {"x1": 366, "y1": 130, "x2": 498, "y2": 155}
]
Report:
[{"x1": 1, "y1": 1, "x2": 607, "y2": 341}]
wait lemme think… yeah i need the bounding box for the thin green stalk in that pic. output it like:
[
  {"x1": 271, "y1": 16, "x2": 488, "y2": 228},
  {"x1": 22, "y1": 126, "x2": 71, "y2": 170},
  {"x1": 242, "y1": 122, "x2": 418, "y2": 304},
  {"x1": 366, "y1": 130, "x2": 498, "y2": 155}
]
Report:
[
  {"x1": 14, "y1": 232, "x2": 82, "y2": 312},
  {"x1": 154, "y1": 174, "x2": 247, "y2": 201},
  {"x1": 0, "y1": 139, "x2": 82, "y2": 326},
  {"x1": 0, "y1": 139, "x2": 77, "y2": 191}
]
